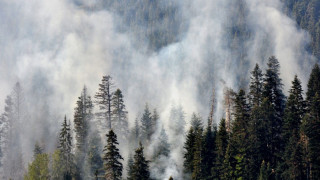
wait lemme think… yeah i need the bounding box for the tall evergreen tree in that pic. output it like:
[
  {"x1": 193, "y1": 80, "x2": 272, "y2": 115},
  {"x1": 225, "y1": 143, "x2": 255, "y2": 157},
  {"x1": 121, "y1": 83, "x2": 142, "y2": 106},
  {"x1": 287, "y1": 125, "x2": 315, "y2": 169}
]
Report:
[
  {"x1": 184, "y1": 127, "x2": 196, "y2": 174},
  {"x1": 95, "y1": 75, "x2": 114, "y2": 130},
  {"x1": 131, "y1": 143, "x2": 150, "y2": 180},
  {"x1": 140, "y1": 104, "x2": 153, "y2": 143},
  {"x1": 58, "y1": 116, "x2": 74, "y2": 179},
  {"x1": 74, "y1": 86, "x2": 94, "y2": 178},
  {"x1": 213, "y1": 119, "x2": 228, "y2": 179},
  {"x1": 263, "y1": 56, "x2": 285, "y2": 168},
  {"x1": 226, "y1": 89, "x2": 251, "y2": 179},
  {"x1": 302, "y1": 93, "x2": 320, "y2": 179},
  {"x1": 201, "y1": 122, "x2": 216, "y2": 179},
  {"x1": 306, "y1": 64, "x2": 320, "y2": 106},
  {"x1": 111, "y1": 89, "x2": 129, "y2": 140},
  {"x1": 249, "y1": 63, "x2": 264, "y2": 107},
  {"x1": 103, "y1": 130, "x2": 123, "y2": 180}
]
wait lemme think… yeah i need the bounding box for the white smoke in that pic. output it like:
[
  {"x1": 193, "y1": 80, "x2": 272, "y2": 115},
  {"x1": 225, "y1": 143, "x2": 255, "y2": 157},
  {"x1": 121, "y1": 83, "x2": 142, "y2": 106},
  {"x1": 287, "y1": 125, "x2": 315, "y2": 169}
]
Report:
[{"x1": 0, "y1": 0, "x2": 316, "y2": 179}]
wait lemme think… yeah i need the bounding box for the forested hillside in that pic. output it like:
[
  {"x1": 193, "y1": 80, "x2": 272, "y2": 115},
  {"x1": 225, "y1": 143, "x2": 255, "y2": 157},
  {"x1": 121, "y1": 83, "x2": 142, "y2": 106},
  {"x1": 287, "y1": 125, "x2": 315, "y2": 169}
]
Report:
[
  {"x1": 1, "y1": 0, "x2": 320, "y2": 179},
  {"x1": 283, "y1": 0, "x2": 320, "y2": 59}
]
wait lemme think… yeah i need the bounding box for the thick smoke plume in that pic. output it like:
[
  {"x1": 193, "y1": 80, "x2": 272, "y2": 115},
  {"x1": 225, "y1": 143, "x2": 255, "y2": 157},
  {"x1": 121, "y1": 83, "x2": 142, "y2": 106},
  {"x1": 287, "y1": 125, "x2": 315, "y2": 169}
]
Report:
[{"x1": 0, "y1": 0, "x2": 316, "y2": 179}]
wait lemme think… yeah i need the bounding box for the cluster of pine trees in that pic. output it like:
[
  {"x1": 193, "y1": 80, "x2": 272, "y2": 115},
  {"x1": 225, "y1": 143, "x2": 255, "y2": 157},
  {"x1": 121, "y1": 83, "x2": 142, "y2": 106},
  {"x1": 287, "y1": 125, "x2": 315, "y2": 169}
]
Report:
[
  {"x1": 183, "y1": 56, "x2": 320, "y2": 180},
  {"x1": 1, "y1": 56, "x2": 320, "y2": 180}
]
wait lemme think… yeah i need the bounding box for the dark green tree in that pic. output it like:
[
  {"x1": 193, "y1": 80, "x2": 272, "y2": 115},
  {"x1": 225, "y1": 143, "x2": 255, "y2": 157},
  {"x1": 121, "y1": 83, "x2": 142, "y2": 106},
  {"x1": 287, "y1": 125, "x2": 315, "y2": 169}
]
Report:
[
  {"x1": 131, "y1": 143, "x2": 150, "y2": 180},
  {"x1": 249, "y1": 63, "x2": 263, "y2": 107},
  {"x1": 213, "y1": 118, "x2": 228, "y2": 179},
  {"x1": 306, "y1": 64, "x2": 320, "y2": 105},
  {"x1": 201, "y1": 122, "x2": 216, "y2": 179},
  {"x1": 183, "y1": 127, "x2": 196, "y2": 174},
  {"x1": 103, "y1": 130, "x2": 123, "y2": 180},
  {"x1": 58, "y1": 116, "x2": 74, "y2": 180},
  {"x1": 263, "y1": 56, "x2": 285, "y2": 168},
  {"x1": 281, "y1": 75, "x2": 305, "y2": 178},
  {"x1": 302, "y1": 93, "x2": 320, "y2": 179}
]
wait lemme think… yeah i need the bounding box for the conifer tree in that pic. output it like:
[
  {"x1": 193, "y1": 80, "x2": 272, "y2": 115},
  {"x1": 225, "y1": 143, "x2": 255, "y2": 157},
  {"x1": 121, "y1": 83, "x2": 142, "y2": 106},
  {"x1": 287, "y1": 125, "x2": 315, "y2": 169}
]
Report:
[
  {"x1": 184, "y1": 127, "x2": 196, "y2": 174},
  {"x1": 227, "y1": 89, "x2": 250, "y2": 179},
  {"x1": 131, "y1": 143, "x2": 150, "y2": 180},
  {"x1": 33, "y1": 141, "x2": 43, "y2": 158},
  {"x1": 58, "y1": 116, "x2": 74, "y2": 179},
  {"x1": 201, "y1": 122, "x2": 216, "y2": 179},
  {"x1": 213, "y1": 119, "x2": 228, "y2": 179},
  {"x1": 103, "y1": 130, "x2": 123, "y2": 180},
  {"x1": 127, "y1": 155, "x2": 134, "y2": 180},
  {"x1": 111, "y1": 89, "x2": 129, "y2": 140},
  {"x1": 281, "y1": 75, "x2": 305, "y2": 178},
  {"x1": 74, "y1": 86, "x2": 94, "y2": 178},
  {"x1": 263, "y1": 56, "x2": 285, "y2": 168},
  {"x1": 306, "y1": 64, "x2": 320, "y2": 106},
  {"x1": 95, "y1": 75, "x2": 114, "y2": 130},
  {"x1": 151, "y1": 109, "x2": 159, "y2": 137},
  {"x1": 191, "y1": 114, "x2": 204, "y2": 180},
  {"x1": 249, "y1": 63, "x2": 263, "y2": 107},
  {"x1": 140, "y1": 104, "x2": 153, "y2": 143},
  {"x1": 302, "y1": 93, "x2": 320, "y2": 179},
  {"x1": 153, "y1": 127, "x2": 170, "y2": 159},
  {"x1": 87, "y1": 130, "x2": 104, "y2": 178}
]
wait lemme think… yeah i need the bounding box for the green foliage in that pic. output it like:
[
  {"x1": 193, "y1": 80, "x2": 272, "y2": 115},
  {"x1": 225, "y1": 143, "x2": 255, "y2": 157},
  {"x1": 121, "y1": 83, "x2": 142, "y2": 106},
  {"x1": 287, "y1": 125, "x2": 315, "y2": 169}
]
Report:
[
  {"x1": 24, "y1": 153, "x2": 49, "y2": 180},
  {"x1": 131, "y1": 143, "x2": 150, "y2": 180},
  {"x1": 103, "y1": 130, "x2": 123, "y2": 180}
]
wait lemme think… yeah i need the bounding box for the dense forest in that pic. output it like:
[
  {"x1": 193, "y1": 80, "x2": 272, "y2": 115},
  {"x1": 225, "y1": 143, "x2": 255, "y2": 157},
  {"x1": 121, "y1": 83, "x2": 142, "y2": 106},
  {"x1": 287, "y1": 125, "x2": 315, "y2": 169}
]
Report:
[
  {"x1": 1, "y1": 0, "x2": 320, "y2": 179},
  {"x1": 1, "y1": 57, "x2": 320, "y2": 179}
]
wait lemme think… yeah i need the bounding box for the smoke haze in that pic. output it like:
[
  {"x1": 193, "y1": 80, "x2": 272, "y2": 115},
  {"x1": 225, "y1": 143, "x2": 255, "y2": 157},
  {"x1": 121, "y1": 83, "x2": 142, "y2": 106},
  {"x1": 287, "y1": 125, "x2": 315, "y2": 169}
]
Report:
[{"x1": 0, "y1": 0, "x2": 316, "y2": 179}]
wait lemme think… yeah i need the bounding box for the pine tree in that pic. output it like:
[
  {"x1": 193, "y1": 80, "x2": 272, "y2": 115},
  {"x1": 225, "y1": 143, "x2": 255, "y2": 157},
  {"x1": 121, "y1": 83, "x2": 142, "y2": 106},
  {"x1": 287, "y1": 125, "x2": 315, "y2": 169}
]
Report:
[
  {"x1": 226, "y1": 89, "x2": 251, "y2": 179},
  {"x1": 95, "y1": 75, "x2": 114, "y2": 130},
  {"x1": 127, "y1": 155, "x2": 134, "y2": 180},
  {"x1": 249, "y1": 63, "x2": 263, "y2": 107},
  {"x1": 151, "y1": 108, "x2": 159, "y2": 137},
  {"x1": 201, "y1": 122, "x2": 216, "y2": 179},
  {"x1": 74, "y1": 86, "x2": 94, "y2": 178},
  {"x1": 169, "y1": 105, "x2": 185, "y2": 136},
  {"x1": 306, "y1": 64, "x2": 320, "y2": 106},
  {"x1": 302, "y1": 93, "x2": 320, "y2": 179},
  {"x1": 140, "y1": 104, "x2": 153, "y2": 143},
  {"x1": 213, "y1": 119, "x2": 228, "y2": 178},
  {"x1": 263, "y1": 56, "x2": 285, "y2": 168},
  {"x1": 103, "y1": 130, "x2": 123, "y2": 180},
  {"x1": 131, "y1": 143, "x2": 150, "y2": 180},
  {"x1": 2, "y1": 83, "x2": 25, "y2": 180},
  {"x1": 111, "y1": 89, "x2": 129, "y2": 140},
  {"x1": 58, "y1": 116, "x2": 74, "y2": 179},
  {"x1": 281, "y1": 75, "x2": 305, "y2": 178},
  {"x1": 184, "y1": 127, "x2": 196, "y2": 174},
  {"x1": 190, "y1": 113, "x2": 204, "y2": 179},
  {"x1": 87, "y1": 130, "x2": 103, "y2": 178},
  {"x1": 33, "y1": 141, "x2": 43, "y2": 158},
  {"x1": 153, "y1": 127, "x2": 170, "y2": 159}
]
